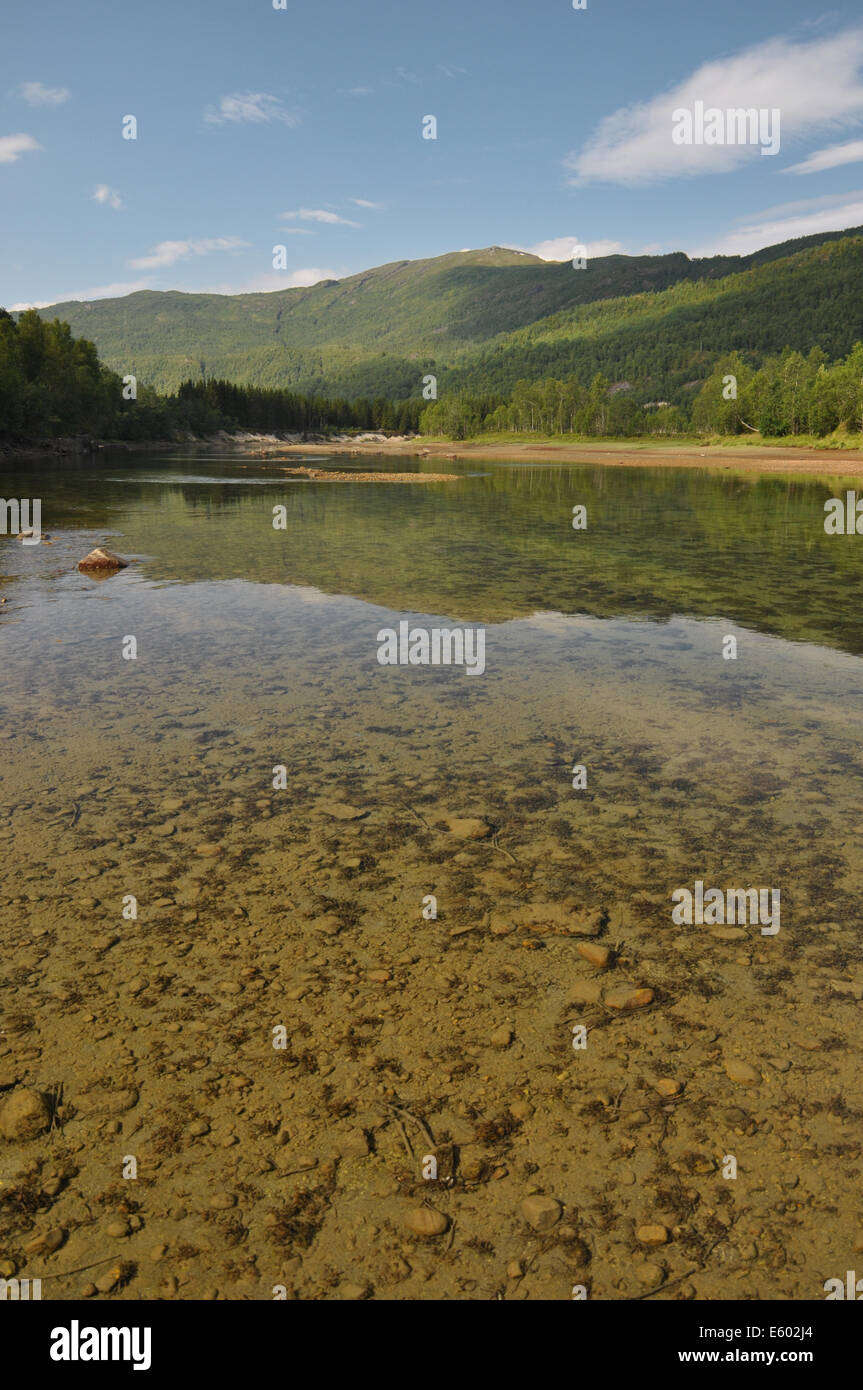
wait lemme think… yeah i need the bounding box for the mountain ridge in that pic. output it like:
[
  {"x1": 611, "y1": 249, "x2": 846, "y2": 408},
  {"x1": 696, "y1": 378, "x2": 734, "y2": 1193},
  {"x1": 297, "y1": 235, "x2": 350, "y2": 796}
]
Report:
[{"x1": 23, "y1": 227, "x2": 863, "y2": 405}]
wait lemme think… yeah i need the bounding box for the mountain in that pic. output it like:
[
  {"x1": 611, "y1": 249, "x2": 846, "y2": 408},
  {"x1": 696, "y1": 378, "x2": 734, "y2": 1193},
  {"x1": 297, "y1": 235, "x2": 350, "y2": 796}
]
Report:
[
  {"x1": 443, "y1": 235, "x2": 863, "y2": 404},
  {"x1": 27, "y1": 228, "x2": 863, "y2": 405}
]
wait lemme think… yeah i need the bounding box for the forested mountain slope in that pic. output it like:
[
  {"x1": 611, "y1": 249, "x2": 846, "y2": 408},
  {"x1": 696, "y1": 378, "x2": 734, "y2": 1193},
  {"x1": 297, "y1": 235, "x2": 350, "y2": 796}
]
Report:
[{"x1": 29, "y1": 228, "x2": 863, "y2": 404}]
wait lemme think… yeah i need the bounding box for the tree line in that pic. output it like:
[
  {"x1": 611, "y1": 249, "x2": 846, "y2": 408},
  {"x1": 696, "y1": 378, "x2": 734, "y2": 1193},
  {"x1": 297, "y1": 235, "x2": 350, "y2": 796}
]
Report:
[
  {"x1": 419, "y1": 344, "x2": 863, "y2": 440},
  {"x1": 2, "y1": 305, "x2": 862, "y2": 446},
  {"x1": 0, "y1": 309, "x2": 422, "y2": 442},
  {"x1": 175, "y1": 379, "x2": 422, "y2": 434}
]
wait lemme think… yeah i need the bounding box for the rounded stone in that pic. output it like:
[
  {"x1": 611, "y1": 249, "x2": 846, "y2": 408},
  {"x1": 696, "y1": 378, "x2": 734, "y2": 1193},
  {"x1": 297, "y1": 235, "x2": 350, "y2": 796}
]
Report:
[
  {"x1": 521, "y1": 1195, "x2": 562, "y2": 1232},
  {"x1": 340, "y1": 1282, "x2": 369, "y2": 1300},
  {"x1": 404, "y1": 1207, "x2": 448, "y2": 1237},
  {"x1": 724, "y1": 1059, "x2": 761, "y2": 1086},
  {"x1": 576, "y1": 942, "x2": 611, "y2": 968},
  {"x1": 0, "y1": 1087, "x2": 52, "y2": 1142},
  {"x1": 636, "y1": 1224, "x2": 669, "y2": 1246},
  {"x1": 655, "y1": 1078, "x2": 683, "y2": 1097},
  {"x1": 605, "y1": 987, "x2": 654, "y2": 1012}
]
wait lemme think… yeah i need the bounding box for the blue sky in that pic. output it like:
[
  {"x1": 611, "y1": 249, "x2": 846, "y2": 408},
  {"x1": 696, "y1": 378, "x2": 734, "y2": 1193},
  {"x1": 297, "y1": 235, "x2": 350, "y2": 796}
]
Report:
[{"x1": 4, "y1": 0, "x2": 863, "y2": 307}]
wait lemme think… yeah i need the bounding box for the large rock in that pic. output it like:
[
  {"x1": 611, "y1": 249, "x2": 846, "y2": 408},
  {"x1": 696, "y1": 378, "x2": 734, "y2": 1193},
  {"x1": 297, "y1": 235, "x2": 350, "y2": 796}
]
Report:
[
  {"x1": 77, "y1": 548, "x2": 128, "y2": 572},
  {"x1": 0, "y1": 1086, "x2": 52, "y2": 1141}
]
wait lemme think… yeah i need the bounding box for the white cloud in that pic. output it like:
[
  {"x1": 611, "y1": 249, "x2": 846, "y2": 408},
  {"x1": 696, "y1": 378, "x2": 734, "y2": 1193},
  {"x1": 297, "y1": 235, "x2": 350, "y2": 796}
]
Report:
[
  {"x1": 130, "y1": 237, "x2": 250, "y2": 270},
  {"x1": 784, "y1": 138, "x2": 863, "y2": 175},
  {"x1": 280, "y1": 207, "x2": 361, "y2": 228},
  {"x1": 566, "y1": 26, "x2": 863, "y2": 185},
  {"x1": 204, "y1": 92, "x2": 300, "y2": 126},
  {"x1": 348, "y1": 197, "x2": 383, "y2": 209},
  {"x1": 689, "y1": 197, "x2": 863, "y2": 256},
  {"x1": 743, "y1": 187, "x2": 863, "y2": 219},
  {"x1": 348, "y1": 86, "x2": 374, "y2": 97},
  {"x1": 272, "y1": 267, "x2": 342, "y2": 288},
  {"x1": 503, "y1": 235, "x2": 628, "y2": 261},
  {"x1": 93, "y1": 183, "x2": 123, "y2": 210},
  {"x1": 14, "y1": 81, "x2": 69, "y2": 107},
  {"x1": 11, "y1": 279, "x2": 151, "y2": 309},
  {"x1": 0, "y1": 133, "x2": 42, "y2": 163}
]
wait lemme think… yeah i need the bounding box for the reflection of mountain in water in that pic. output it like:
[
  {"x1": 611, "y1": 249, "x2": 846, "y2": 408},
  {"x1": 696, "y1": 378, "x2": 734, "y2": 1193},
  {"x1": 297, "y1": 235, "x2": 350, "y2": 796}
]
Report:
[{"x1": 3, "y1": 452, "x2": 863, "y2": 656}]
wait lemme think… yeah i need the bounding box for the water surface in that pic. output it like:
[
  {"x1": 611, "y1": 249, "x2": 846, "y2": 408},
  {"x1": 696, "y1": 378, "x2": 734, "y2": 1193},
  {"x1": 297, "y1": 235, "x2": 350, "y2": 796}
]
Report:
[{"x1": 1, "y1": 451, "x2": 862, "y2": 1300}]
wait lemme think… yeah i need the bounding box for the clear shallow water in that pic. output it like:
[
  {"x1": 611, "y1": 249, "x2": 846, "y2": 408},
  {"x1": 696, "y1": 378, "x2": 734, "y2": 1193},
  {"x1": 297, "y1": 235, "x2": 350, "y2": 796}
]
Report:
[
  {"x1": 2, "y1": 450, "x2": 863, "y2": 1301},
  {"x1": 2, "y1": 449, "x2": 862, "y2": 932}
]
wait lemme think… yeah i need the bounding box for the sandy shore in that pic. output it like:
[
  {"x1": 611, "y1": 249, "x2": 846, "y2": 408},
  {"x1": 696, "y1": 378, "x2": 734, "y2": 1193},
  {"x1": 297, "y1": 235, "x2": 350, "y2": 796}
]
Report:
[
  {"x1": 5, "y1": 433, "x2": 863, "y2": 478},
  {"x1": 268, "y1": 437, "x2": 863, "y2": 479}
]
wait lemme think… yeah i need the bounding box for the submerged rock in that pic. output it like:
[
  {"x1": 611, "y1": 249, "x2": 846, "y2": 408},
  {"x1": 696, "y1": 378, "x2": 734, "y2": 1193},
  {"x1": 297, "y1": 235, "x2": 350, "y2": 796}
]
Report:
[
  {"x1": 636, "y1": 1224, "x2": 669, "y2": 1246},
  {"x1": 521, "y1": 1195, "x2": 562, "y2": 1232},
  {"x1": 724, "y1": 1058, "x2": 762, "y2": 1086},
  {"x1": 568, "y1": 979, "x2": 603, "y2": 1005},
  {"x1": 605, "y1": 986, "x2": 654, "y2": 1012},
  {"x1": 576, "y1": 942, "x2": 612, "y2": 968},
  {"x1": 445, "y1": 816, "x2": 491, "y2": 840},
  {"x1": 0, "y1": 1086, "x2": 52, "y2": 1141},
  {"x1": 404, "y1": 1207, "x2": 448, "y2": 1237}
]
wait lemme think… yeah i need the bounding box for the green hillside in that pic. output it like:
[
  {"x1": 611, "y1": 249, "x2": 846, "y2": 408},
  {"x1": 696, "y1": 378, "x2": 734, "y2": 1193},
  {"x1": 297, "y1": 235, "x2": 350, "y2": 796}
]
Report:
[
  {"x1": 27, "y1": 227, "x2": 863, "y2": 404},
  {"x1": 442, "y1": 236, "x2": 863, "y2": 405}
]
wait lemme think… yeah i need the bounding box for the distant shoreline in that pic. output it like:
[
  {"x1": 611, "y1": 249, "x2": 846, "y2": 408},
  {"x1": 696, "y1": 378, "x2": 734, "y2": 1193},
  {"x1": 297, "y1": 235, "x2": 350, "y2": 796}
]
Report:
[
  {"x1": 269, "y1": 435, "x2": 863, "y2": 479},
  {"x1": 5, "y1": 431, "x2": 863, "y2": 478}
]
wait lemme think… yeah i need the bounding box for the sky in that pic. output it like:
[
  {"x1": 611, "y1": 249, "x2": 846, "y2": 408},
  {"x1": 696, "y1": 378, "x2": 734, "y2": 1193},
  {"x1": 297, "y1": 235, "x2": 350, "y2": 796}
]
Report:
[{"x1": 4, "y1": 0, "x2": 863, "y2": 308}]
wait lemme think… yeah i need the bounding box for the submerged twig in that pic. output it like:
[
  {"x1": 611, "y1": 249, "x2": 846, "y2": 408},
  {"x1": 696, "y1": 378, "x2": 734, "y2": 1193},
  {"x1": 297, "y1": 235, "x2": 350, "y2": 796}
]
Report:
[
  {"x1": 491, "y1": 834, "x2": 520, "y2": 865},
  {"x1": 386, "y1": 1101, "x2": 435, "y2": 1147},
  {"x1": 40, "y1": 1255, "x2": 116, "y2": 1282}
]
